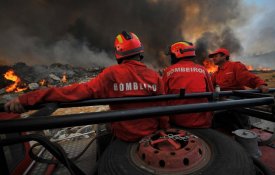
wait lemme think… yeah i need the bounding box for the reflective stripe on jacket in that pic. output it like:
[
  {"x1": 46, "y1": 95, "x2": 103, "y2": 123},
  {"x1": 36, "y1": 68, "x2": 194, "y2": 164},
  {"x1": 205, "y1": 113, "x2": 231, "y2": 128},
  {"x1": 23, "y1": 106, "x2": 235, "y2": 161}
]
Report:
[
  {"x1": 19, "y1": 60, "x2": 169, "y2": 142},
  {"x1": 211, "y1": 61, "x2": 266, "y2": 91},
  {"x1": 162, "y1": 60, "x2": 214, "y2": 128}
]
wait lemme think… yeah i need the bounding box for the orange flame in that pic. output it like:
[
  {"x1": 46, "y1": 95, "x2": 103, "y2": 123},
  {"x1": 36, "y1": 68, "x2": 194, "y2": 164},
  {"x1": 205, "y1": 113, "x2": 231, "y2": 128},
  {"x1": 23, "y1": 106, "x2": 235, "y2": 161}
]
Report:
[
  {"x1": 203, "y1": 59, "x2": 218, "y2": 73},
  {"x1": 39, "y1": 79, "x2": 46, "y2": 86},
  {"x1": 246, "y1": 65, "x2": 253, "y2": 71},
  {"x1": 61, "y1": 73, "x2": 67, "y2": 83},
  {"x1": 245, "y1": 65, "x2": 271, "y2": 71},
  {"x1": 4, "y1": 70, "x2": 27, "y2": 92}
]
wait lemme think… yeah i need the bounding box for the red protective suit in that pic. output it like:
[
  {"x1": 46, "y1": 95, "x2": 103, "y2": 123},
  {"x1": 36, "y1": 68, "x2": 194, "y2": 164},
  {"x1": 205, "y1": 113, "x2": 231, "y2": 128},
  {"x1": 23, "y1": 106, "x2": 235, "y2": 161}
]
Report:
[
  {"x1": 162, "y1": 60, "x2": 214, "y2": 128},
  {"x1": 19, "y1": 60, "x2": 169, "y2": 142},
  {"x1": 211, "y1": 61, "x2": 267, "y2": 90}
]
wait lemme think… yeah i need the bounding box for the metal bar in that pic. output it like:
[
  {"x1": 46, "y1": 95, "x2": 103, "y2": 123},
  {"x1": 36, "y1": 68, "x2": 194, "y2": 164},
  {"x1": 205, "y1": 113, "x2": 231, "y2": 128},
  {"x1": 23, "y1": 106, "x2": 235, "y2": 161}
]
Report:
[
  {"x1": 59, "y1": 89, "x2": 275, "y2": 108},
  {"x1": 231, "y1": 108, "x2": 275, "y2": 122},
  {"x1": 0, "y1": 97, "x2": 273, "y2": 133},
  {"x1": 58, "y1": 93, "x2": 212, "y2": 108},
  {"x1": 0, "y1": 89, "x2": 275, "y2": 112},
  {"x1": 232, "y1": 91, "x2": 273, "y2": 98}
]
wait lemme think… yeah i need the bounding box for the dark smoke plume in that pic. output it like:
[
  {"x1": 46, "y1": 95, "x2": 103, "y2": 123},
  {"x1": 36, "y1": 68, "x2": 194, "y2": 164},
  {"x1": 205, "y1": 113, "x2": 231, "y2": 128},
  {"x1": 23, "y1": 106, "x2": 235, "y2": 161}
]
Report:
[
  {"x1": 1, "y1": 0, "x2": 271, "y2": 69},
  {"x1": 195, "y1": 27, "x2": 243, "y2": 63}
]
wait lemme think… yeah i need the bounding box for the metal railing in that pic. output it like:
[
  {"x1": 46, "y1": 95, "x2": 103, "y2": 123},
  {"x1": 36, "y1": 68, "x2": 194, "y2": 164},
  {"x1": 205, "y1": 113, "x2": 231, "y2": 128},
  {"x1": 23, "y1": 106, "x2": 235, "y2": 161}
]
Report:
[
  {"x1": 0, "y1": 89, "x2": 274, "y2": 175},
  {"x1": 0, "y1": 89, "x2": 274, "y2": 133}
]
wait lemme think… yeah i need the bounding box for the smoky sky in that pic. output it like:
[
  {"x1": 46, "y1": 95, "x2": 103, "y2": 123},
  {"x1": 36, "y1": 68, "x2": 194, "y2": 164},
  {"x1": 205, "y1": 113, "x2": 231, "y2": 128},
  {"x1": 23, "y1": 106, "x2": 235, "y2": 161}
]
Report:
[
  {"x1": 195, "y1": 27, "x2": 243, "y2": 63},
  {"x1": 0, "y1": 0, "x2": 273, "y2": 68}
]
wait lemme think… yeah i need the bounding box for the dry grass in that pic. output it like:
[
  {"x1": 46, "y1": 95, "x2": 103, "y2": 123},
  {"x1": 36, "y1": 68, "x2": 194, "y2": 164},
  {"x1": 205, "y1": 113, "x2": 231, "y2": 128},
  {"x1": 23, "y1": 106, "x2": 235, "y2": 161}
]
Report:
[
  {"x1": 52, "y1": 105, "x2": 109, "y2": 116},
  {"x1": 256, "y1": 72, "x2": 275, "y2": 88},
  {"x1": 21, "y1": 105, "x2": 110, "y2": 117}
]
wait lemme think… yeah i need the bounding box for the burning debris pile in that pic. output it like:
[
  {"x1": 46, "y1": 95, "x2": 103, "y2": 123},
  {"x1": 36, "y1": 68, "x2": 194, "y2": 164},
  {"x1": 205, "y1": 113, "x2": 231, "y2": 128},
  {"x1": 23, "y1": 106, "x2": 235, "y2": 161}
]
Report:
[
  {"x1": 0, "y1": 63, "x2": 107, "y2": 141},
  {"x1": 0, "y1": 62, "x2": 104, "y2": 95}
]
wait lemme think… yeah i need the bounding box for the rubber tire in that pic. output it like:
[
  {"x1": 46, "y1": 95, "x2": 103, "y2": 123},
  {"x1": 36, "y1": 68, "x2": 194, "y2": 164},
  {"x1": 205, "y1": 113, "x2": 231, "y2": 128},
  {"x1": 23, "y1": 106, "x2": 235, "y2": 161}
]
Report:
[
  {"x1": 96, "y1": 124, "x2": 113, "y2": 159},
  {"x1": 98, "y1": 128, "x2": 256, "y2": 175}
]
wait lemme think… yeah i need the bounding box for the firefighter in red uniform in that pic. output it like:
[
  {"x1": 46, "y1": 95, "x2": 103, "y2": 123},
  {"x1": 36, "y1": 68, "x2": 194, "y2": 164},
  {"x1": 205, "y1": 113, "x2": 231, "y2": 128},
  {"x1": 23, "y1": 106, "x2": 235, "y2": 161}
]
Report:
[
  {"x1": 209, "y1": 48, "x2": 269, "y2": 130},
  {"x1": 163, "y1": 41, "x2": 214, "y2": 128},
  {"x1": 209, "y1": 48, "x2": 268, "y2": 92},
  {"x1": 4, "y1": 31, "x2": 169, "y2": 142}
]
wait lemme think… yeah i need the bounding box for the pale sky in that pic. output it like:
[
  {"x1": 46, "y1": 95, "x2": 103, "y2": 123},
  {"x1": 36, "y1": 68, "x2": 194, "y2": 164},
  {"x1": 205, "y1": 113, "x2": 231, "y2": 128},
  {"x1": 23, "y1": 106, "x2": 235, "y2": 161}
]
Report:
[{"x1": 237, "y1": 0, "x2": 275, "y2": 55}]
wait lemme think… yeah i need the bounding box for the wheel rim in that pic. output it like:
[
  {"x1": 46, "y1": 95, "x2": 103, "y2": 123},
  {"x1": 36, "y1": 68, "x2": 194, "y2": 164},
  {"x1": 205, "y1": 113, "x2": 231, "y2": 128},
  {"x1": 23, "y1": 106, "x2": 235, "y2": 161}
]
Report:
[{"x1": 130, "y1": 128, "x2": 212, "y2": 174}]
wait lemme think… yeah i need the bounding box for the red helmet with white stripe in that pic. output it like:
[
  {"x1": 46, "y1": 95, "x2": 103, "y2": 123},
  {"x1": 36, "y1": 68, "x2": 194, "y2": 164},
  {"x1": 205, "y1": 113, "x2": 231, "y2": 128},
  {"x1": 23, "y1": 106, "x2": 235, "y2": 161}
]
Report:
[
  {"x1": 168, "y1": 41, "x2": 196, "y2": 59},
  {"x1": 114, "y1": 31, "x2": 144, "y2": 60}
]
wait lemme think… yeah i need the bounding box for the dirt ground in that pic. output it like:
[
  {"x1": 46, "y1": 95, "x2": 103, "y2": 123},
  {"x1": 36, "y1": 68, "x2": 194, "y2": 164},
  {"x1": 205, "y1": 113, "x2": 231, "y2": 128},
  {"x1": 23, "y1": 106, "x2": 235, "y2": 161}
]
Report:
[{"x1": 256, "y1": 71, "x2": 275, "y2": 88}]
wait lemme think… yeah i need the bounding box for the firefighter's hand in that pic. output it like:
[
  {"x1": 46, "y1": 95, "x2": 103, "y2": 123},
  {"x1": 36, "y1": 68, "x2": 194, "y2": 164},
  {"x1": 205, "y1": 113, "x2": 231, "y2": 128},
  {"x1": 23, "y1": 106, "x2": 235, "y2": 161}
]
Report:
[
  {"x1": 258, "y1": 85, "x2": 269, "y2": 93},
  {"x1": 4, "y1": 97, "x2": 25, "y2": 113}
]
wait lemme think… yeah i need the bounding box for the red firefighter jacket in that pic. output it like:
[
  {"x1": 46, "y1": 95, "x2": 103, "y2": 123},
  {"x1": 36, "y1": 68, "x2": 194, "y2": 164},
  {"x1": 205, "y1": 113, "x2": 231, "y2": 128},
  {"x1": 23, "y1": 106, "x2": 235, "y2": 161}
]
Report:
[
  {"x1": 211, "y1": 61, "x2": 267, "y2": 90},
  {"x1": 162, "y1": 60, "x2": 214, "y2": 128},
  {"x1": 19, "y1": 60, "x2": 169, "y2": 142}
]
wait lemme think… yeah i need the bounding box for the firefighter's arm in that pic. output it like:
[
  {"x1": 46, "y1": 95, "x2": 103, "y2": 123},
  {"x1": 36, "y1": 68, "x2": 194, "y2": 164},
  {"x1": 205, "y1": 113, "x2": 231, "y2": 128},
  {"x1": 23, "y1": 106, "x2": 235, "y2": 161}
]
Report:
[
  {"x1": 235, "y1": 62, "x2": 268, "y2": 91},
  {"x1": 4, "y1": 83, "x2": 93, "y2": 113},
  {"x1": 17, "y1": 83, "x2": 93, "y2": 107},
  {"x1": 6, "y1": 69, "x2": 110, "y2": 113}
]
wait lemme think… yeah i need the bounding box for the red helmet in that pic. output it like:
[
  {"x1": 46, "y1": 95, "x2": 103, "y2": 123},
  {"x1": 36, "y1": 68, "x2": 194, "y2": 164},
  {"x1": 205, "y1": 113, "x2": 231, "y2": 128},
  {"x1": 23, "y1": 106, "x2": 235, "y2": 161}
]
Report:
[
  {"x1": 168, "y1": 41, "x2": 196, "y2": 59},
  {"x1": 114, "y1": 31, "x2": 144, "y2": 59},
  {"x1": 208, "y1": 48, "x2": 230, "y2": 58}
]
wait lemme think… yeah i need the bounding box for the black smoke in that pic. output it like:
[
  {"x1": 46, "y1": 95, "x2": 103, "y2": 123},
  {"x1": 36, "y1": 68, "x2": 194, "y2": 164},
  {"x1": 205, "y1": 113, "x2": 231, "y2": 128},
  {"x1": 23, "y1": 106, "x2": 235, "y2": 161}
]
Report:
[
  {"x1": 0, "y1": 0, "x2": 250, "y2": 68},
  {"x1": 195, "y1": 27, "x2": 243, "y2": 63}
]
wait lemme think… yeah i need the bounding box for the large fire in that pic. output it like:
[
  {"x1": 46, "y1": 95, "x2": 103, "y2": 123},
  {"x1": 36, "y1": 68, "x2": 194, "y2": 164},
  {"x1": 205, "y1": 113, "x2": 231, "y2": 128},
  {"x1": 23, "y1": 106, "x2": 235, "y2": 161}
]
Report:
[
  {"x1": 246, "y1": 65, "x2": 253, "y2": 71},
  {"x1": 203, "y1": 58, "x2": 218, "y2": 73},
  {"x1": 246, "y1": 65, "x2": 272, "y2": 71},
  {"x1": 4, "y1": 70, "x2": 27, "y2": 92},
  {"x1": 203, "y1": 61, "x2": 272, "y2": 73}
]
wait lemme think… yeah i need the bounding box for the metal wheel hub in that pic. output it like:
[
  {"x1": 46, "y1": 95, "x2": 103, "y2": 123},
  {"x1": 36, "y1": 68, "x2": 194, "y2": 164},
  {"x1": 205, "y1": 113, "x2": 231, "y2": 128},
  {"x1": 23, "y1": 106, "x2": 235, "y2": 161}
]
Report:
[{"x1": 130, "y1": 129, "x2": 211, "y2": 174}]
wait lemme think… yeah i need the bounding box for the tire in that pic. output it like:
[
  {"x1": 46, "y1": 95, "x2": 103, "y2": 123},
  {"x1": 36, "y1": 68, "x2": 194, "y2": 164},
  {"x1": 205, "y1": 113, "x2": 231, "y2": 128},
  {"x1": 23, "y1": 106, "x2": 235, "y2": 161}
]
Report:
[
  {"x1": 98, "y1": 128, "x2": 256, "y2": 175},
  {"x1": 96, "y1": 124, "x2": 113, "y2": 160}
]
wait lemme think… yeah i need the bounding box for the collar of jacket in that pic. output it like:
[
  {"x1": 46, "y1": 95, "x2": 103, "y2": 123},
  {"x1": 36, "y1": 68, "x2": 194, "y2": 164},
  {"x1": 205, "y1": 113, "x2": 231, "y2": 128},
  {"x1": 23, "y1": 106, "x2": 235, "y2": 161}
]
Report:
[
  {"x1": 121, "y1": 60, "x2": 146, "y2": 67},
  {"x1": 177, "y1": 59, "x2": 194, "y2": 64},
  {"x1": 219, "y1": 61, "x2": 231, "y2": 70}
]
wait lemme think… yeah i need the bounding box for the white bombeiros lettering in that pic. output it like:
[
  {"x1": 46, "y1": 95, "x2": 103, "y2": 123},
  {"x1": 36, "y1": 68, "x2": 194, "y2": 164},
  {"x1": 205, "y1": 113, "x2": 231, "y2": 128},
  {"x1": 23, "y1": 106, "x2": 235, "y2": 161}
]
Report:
[
  {"x1": 167, "y1": 67, "x2": 206, "y2": 77},
  {"x1": 119, "y1": 83, "x2": 124, "y2": 91},
  {"x1": 125, "y1": 82, "x2": 132, "y2": 90},
  {"x1": 113, "y1": 82, "x2": 157, "y2": 92},
  {"x1": 133, "y1": 82, "x2": 138, "y2": 90},
  {"x1": 113, "y1": 83, "x2": 118, "y2": 91},
  {"x1": 139, "y1": 83, "x2": 143, "y2": 90}
]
